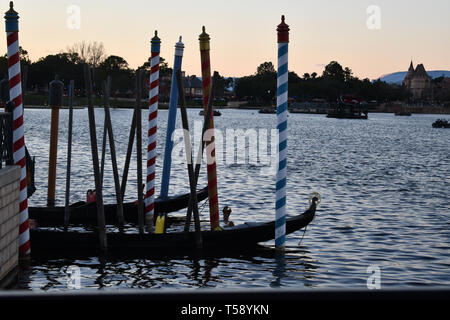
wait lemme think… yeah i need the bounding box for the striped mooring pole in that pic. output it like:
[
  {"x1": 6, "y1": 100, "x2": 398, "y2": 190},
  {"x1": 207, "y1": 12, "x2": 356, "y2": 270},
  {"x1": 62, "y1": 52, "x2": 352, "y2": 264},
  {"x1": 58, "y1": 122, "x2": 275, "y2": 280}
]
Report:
[
  {"x1": 160, "y1": 36, "x2": 184, "y2": 198},
  {"x1": 145, "y1": 31, "x2": 160, "y2": 230},
  {"x1": 199, "y1": 26, "x2": 220, "y2": 231},
  {"x1": 275, "y1": 15, "x2": 289, "y2": 249},
  {"x1": 5, "y1": 1, "x2": 30, "y2": 256}
]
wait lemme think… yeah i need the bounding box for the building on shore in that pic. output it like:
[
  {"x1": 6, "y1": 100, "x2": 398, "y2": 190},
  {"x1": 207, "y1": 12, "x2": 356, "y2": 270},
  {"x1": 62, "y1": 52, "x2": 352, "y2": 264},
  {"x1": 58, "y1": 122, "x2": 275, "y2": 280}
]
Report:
[
  {"x1": 402, "y1": 61, "x2": 432, "y2": 100},
  {"x1": 181, "y1": 72, "x2": 203, "y2": 99}
]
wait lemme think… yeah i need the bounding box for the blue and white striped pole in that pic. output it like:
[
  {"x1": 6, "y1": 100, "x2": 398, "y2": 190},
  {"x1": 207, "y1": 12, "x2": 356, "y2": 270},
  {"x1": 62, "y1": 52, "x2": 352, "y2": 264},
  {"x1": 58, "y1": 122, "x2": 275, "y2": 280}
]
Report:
[
  {"x1": 160, "y1": 36, "x2": 184, "y2": 198},
  {"x1": 275, "y1": 15, "x2": 289, "y2": 249}
]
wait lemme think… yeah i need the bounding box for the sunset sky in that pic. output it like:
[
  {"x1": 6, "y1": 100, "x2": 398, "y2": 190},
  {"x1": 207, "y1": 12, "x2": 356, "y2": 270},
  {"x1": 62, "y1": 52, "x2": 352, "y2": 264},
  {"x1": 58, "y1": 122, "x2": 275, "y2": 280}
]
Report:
[{"x1": 7, "y1": 0, "x2": 450, "y2": 80}]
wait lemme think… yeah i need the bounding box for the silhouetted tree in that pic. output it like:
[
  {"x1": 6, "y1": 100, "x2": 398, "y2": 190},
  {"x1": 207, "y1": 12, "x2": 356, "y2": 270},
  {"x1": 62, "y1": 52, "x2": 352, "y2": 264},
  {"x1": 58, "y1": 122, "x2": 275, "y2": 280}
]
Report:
[
  {"x1": 257, "y1": 61, "x2": 276, "y2": 75},
  {"x1": 322, "y1": 61, "x2": 345, "y2": 81},
  {"x1": 66, "y1": 41, "x2": 106, "y2": 68}
]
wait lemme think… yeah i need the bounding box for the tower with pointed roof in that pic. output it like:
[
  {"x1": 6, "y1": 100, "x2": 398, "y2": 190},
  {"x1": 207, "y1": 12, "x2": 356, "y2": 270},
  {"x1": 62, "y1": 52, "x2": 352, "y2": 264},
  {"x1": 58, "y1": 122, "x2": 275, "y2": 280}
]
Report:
[
  {"x1": 402, "y1": 61, "x2": 431, "y2": 100},
  {"x1": 402, "y1": 61, "x2": 415, "y2": 88}
]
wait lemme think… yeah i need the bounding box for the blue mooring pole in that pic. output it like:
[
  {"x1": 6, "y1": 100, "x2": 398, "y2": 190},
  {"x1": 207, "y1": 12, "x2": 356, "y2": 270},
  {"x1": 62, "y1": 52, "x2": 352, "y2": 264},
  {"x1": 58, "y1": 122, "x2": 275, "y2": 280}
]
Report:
[
  {"x1": 275, "y1": 15, "x2": 289, "y2": 249},
  {"x1": 160, "y1": 36, "x2": 184, "y2": 198}
]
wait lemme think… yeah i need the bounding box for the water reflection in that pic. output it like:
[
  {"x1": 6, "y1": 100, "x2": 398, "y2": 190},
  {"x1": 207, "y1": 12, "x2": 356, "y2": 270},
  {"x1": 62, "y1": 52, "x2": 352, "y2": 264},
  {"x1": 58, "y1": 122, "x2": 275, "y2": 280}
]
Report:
[
  {"x1": 270, "y1": 252, "x2": 286, "y2": 288},
  {"x1": 16, "y1": 246, "x2": 322, "y2": 290}
]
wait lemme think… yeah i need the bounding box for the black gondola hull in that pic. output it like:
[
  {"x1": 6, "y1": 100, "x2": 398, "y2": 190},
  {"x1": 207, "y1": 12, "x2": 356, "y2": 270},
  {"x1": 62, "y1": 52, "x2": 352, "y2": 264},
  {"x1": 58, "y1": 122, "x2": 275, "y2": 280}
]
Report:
[
  {"x1": 29, "y1": 187, "x2": 209, "y2": 227},
  {"x1": 30, "y1": 208, "x2": 315, "y2": 258}
]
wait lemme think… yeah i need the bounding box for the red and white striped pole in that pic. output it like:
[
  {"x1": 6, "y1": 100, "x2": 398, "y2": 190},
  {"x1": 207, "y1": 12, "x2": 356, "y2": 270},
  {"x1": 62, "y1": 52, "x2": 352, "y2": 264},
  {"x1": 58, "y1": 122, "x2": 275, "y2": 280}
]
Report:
[
  {"x1": 5, "y1": 1, "x2": 30, "y2": 256},
  {"x1": 145, "y1": 31, "x2": 160, "y2": 230},
  {"x1": 199, "y1": 26, "x2": 220, "y2": 231}
]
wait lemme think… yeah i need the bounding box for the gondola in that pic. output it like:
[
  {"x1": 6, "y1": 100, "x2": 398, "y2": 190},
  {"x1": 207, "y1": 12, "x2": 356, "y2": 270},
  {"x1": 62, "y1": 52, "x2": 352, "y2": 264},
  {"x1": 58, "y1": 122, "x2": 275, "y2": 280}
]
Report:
[
  {"x1": 29, "y1": 187, "x2": 209, "y2": 227},
  {"x1": 199, "y1": 110, "x2": 221, "y2": 116},
  {"x1": 30, "y1": 198, "x2": 318, "y2": 258}
]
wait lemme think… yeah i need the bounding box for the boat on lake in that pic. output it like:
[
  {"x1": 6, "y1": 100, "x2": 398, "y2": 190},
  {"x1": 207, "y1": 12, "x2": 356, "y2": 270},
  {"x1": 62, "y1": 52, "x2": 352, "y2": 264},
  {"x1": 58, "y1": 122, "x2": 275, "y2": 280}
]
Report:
[
  {"x1": 395, "y1": 111, "x2": 412, "y2": 116},
  {"x1": 432, "y1": 119, "x2": 450, "y2": 128},
  {"x1": 327, "y1": 95, "x2": 368, "y2": 119},
  {"x1": 199, "y1": 110, "x2": 221, "y2": 116},
  {"x1": 259, "y1": 107, "x2": 276, "y2": 114}
]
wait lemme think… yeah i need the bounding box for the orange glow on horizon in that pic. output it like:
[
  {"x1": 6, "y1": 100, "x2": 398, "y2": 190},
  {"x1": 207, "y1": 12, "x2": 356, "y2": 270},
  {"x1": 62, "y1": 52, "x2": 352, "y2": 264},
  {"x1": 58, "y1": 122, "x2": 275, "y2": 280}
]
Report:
[{"x1": 6, "y1": 0, "x2": 450, "y2": 80}]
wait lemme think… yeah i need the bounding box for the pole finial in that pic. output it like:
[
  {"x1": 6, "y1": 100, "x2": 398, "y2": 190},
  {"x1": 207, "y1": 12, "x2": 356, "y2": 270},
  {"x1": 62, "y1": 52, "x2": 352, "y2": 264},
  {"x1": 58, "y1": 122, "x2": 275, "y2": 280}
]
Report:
[
  {"x1": 5, "y1": 0, "x2": 19, "y2": 32},
  {"x1": 199, "y1": 26, "x2": 210, "y2": 50},
  {"x1": 277, "y1": 15, "x2": 290, "y2": 43},
  {"x1": 175, "y1": 35, "x2": 185, "y2": 54},
  {"x1": 6, "y1": 1, "x2": 16, "y2": 14},
  {"x1": 151, "y1": 30, "x2": 161, "y2": 49}
]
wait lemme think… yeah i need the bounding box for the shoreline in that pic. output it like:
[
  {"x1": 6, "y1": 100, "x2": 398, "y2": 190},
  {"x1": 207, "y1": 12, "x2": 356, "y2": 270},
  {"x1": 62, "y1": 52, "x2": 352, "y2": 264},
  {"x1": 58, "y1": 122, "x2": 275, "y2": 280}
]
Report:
[{"x1": 22, "y1": 104, "x2": 450, "y2": 115}]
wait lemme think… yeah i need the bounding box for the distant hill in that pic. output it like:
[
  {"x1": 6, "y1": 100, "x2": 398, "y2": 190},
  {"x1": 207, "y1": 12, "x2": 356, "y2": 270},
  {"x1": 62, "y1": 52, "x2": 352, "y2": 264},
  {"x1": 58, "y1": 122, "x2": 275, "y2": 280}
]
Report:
[{"x1": 379, "y1": 70, "x2": 450, "y2": 84}]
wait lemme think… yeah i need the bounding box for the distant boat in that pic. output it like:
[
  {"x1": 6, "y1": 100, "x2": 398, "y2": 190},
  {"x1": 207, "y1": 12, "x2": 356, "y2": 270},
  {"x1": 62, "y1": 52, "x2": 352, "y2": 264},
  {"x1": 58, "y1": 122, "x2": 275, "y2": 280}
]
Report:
[
  {"x1": 327, "y1": 95, "x2": 368, "y2": 120},
  {"x1": 259, "y1": 108, "x2": 276, "y2": 114},
  {"x1": 289, "y1": 100, "x2": 330, "y2": 114},
  {"x1": 199, "y1": 110, "x2": 221, "y2": 116},
  {"x1": 395, "y1": 111, "x2": 412, "y2": 116},
  {"x1": 432, "y1": 119, "x2": 450, "y2": 128},
  {"x1": 289, "y1": 109, "x2": 328, "y2": 114}
]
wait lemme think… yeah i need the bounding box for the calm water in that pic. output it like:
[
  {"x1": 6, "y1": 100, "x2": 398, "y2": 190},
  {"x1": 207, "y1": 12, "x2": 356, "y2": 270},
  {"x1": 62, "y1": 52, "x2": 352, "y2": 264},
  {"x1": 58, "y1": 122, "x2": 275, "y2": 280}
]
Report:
[{"x1": 12, "y1": 108, "x2": 450, "y2": 290}]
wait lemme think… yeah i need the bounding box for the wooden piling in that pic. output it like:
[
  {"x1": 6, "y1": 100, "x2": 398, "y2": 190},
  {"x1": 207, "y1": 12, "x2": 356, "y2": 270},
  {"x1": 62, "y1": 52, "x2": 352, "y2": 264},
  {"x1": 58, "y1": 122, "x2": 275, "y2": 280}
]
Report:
[
  {"x1": 83, "y1": 64, "x2": 107, "y2": 251},
  {"x1": 47, "y1": 76, "x2": 63, "y2": 207},
  {"x1": 64, "y1": 80, "x2": 74, "y2": 230},
  {"x1": 175, "y1": 70, "x2": 202, "y2": 248},
  {"x1": 184, "y1": 72, "x2": 219, "y2": 232},
  {"x1": 47, "y1": 106, "x2": 59, "y2": 207},
  {"x1": 120, "y1": 108, "x2": 136, "y2": 200},
  {"x1": 100, "y1": 112, "x2": 107, "y2": 187},
  {"x1": 102, "y1": 76, "x2": 124, "y2": 227},
  {"x1": 135, "y1": 70, "x2": 144, "y2": 234}
]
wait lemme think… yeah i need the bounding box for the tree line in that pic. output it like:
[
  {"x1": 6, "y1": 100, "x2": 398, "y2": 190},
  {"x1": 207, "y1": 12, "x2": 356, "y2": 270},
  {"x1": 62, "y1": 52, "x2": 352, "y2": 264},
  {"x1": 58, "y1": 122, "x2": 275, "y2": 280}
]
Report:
[
  {"x1": 0, "y1": 41, "x2": 230, "y2": 101},
  {"x1": 235, "y1": 60, "x2": 412, "y2": 105},
  {"x1": 1, "y1": 42, "x2": 447, "y2": 105}
]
